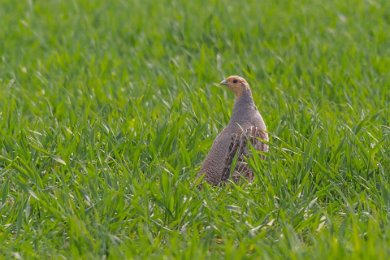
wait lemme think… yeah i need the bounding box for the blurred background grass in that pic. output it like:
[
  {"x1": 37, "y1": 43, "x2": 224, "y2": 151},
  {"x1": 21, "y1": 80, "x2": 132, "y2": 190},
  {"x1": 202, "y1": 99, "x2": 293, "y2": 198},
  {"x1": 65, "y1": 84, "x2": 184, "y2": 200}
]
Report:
[{"x1": 0, "y1": 0, "x2": 389, "y2": 258}]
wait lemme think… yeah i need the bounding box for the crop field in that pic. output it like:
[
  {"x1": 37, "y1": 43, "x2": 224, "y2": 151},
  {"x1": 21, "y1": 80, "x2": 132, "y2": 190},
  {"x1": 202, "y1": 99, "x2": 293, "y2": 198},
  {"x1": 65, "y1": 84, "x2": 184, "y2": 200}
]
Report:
[{"x1": 0, "y1": 0, "x2": 389, "y2": 258}]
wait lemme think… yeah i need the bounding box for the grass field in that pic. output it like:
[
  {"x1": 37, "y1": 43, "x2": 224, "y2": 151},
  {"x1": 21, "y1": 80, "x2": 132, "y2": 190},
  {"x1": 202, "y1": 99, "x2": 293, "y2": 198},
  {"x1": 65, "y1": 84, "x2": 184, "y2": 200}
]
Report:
[{"x1": 1, "y1": 0, "x2": 389, "y2": 258}]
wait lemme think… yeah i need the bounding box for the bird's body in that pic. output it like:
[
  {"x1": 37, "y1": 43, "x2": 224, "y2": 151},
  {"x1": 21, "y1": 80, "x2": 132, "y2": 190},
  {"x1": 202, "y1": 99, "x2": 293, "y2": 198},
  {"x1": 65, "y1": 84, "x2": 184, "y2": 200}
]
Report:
[{"x1": 198, "y1": 76, "x2": 268, "y2": 185}]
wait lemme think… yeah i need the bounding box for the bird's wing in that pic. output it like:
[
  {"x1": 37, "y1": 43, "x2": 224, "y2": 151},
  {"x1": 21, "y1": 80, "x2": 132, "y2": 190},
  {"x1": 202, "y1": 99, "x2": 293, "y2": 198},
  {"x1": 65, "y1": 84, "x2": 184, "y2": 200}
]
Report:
[
  {"x1": 246, "y1": 126, "x2": 269, "y2": 154},
  {"x1": 221, "y1": 126, "x2": 268, "y2": 182}
]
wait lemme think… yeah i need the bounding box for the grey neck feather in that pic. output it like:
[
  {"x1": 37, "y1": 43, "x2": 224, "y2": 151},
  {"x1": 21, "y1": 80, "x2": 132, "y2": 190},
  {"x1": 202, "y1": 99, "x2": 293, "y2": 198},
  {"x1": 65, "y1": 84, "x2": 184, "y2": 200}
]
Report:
[{"x1": 230, "y1": 87, "x2": 256, "y2": 125}]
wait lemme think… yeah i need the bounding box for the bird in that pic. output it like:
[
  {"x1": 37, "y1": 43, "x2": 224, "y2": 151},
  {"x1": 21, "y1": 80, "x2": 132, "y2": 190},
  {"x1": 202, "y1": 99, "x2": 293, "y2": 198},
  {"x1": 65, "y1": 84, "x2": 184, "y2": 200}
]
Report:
[{"x1": 198, "y1": 75, "x2": 268, "y2": 185}]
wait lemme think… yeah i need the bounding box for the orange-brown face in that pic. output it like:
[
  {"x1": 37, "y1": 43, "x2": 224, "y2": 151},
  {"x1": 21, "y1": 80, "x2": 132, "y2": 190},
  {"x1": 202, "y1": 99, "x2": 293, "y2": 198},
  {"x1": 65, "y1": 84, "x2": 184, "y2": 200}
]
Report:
[{"x1": 220, "y1": 75, "x2": 249, "y2": 97}]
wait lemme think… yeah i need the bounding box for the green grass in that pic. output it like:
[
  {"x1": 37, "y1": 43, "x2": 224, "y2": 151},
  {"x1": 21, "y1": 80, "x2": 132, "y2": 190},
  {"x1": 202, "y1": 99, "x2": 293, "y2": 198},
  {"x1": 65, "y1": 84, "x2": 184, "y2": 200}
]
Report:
[{"x1": 0, "y1": 0, "x2": 389, "y2": 258}]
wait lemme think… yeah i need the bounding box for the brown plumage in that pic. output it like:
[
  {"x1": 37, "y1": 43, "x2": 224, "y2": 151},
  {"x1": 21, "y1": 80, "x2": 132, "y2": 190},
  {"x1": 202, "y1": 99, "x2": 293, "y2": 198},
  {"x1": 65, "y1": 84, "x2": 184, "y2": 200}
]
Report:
[{"x1": 198, "y1": 75, "x2": 268, "y2": 185}]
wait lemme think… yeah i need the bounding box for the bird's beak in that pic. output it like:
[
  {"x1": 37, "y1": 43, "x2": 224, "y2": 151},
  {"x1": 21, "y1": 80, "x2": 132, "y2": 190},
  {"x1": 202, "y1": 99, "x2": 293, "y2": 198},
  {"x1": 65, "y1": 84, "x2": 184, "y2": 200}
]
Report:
[{"x1": 220, "y1": 79, "x2": 228, "y2": 85}]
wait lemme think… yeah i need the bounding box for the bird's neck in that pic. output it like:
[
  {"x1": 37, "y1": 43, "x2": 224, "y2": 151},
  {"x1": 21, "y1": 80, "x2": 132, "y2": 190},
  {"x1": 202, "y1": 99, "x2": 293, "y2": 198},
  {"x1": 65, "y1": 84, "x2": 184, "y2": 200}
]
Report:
[
  {"x1": 230, "y1": 89, "x2": 256, "y2": 124},
  {"x1": 235, "y1": 87, "x2": 255, "y2": 106}
]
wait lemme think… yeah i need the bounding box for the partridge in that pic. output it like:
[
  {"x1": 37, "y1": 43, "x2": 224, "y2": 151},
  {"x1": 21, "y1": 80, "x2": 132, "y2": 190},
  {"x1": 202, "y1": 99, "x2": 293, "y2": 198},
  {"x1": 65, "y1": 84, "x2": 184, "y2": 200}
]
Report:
[{"x1": 198, "y1": 75, "x2": 268, "y2": 185}]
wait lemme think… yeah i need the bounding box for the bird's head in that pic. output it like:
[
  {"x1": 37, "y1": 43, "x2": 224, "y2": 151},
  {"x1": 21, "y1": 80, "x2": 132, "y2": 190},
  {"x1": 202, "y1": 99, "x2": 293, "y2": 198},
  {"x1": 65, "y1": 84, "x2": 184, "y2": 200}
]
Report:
[{"x1": 220, "y1": 75, "x2": 251, "y2": 98}]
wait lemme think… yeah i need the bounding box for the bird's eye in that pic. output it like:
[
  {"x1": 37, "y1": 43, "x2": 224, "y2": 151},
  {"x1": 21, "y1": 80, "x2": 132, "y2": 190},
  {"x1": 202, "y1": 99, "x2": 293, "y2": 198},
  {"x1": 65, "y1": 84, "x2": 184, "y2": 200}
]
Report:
[{"x1": 232, "y1": 79, "x2": 238, "y2": 83}]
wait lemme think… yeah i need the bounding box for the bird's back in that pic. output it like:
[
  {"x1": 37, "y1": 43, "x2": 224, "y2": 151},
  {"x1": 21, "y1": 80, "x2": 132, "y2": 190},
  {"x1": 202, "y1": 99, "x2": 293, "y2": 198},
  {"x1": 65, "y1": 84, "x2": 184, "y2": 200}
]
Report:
[
  {"x1": 199, "y1": 114, "x2": 268, "y2": 185},
  {"x1": 198, "y1": 127, "x2": 234, "y2": 185}
]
